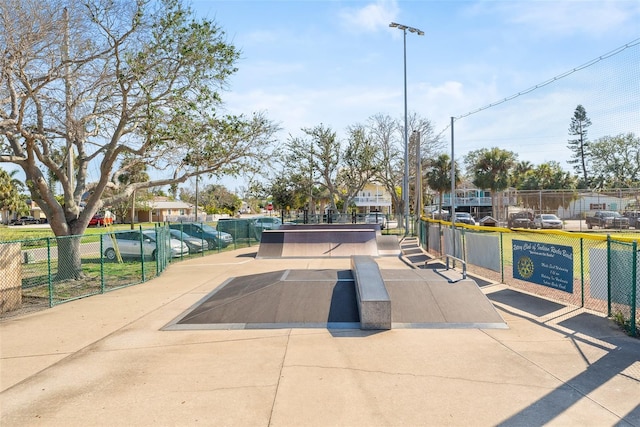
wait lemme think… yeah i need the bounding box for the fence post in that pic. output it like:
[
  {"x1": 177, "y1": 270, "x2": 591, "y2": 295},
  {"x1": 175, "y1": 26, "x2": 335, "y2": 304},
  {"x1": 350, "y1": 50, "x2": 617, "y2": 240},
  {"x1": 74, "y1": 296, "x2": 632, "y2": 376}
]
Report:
[
  {"x1": 461, "y1": 227, "x2": 466, "y2": 262},
  {"x1": 422, "y1": 220, "x2": 427, "y2": 251},
  {"x1": 632, "y1": 240, "x2": 637, "y2": 336},
  {"x1": 607, "y1": 234, "x2": 612, "y2": 317},
  {"x1": 139, "y1": 225, "x2": 145, "y2": 282},
  {"x1": 424, "y1": 220, "x2": 428, "y2": 251},
  {"x1": 47, "y1": 238, "x2": 53, "y2": 307},
  {"x1": 100, "y1": 233, "x2": 105, "y2": 293},
  {"x1": 155, "y1": 224, "x2": 161, "y2": 276},
  {"x1": 500, "y1": 231, "x2": 504, "y2": 284},
  {"x1": 580, "y1": 237, "x2": 584, "y2": 308}
]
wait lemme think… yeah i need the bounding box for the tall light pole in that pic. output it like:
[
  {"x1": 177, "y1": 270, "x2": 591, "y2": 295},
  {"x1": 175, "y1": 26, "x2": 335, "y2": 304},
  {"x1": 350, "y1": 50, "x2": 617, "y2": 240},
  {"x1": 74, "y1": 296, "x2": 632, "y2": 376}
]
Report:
[
  {"x1": 414, "y1": 130, "x2": 421, "y2": 218},
  {"x1": 390, "y1": 22, "x2": 423, "y2": 235}
]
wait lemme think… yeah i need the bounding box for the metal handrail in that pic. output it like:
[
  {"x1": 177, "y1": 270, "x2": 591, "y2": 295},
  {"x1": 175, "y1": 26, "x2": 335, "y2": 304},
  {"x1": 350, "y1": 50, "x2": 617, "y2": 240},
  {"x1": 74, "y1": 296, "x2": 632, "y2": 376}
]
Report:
[{"x1": 445, "y1": 254, "x2": 467, "y2": 280}]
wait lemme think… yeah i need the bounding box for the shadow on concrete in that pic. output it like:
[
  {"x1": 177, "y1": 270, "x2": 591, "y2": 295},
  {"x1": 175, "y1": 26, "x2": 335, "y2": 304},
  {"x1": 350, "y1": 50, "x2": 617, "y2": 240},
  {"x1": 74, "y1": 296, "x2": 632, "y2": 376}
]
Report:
[
  {"x1": 494, "y1": 305, "x2": 640, "y2": 426},
  {"x1": 327, "y1": 280, "x2": 359, "y2": 323},
  {"x1": 557, "y1": 311, "x2": 624, "y2": 337},
  {"x1": 236, "y1": 251, "x2": 258, "y2": 258},
  {"x1": 488, "y1": 288, "x2": 565, "y2": 317},
  {"x1": 400, "y1": 234, "x2": 640, "y2": 425},
  {"x1": 406, "y1": 253, "x2": 430, "y2": 264},
  {"x1": 467, "y1": 273, "x2": 495, "y2": 288}
]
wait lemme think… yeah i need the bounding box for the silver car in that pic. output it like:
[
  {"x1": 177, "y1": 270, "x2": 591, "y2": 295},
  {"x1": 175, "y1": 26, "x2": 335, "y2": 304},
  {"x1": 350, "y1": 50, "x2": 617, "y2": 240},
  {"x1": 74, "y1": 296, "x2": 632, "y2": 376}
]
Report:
[
  {"x1": 102, "y1": 230, "x2": 189, "y2": 261},
  {"x1": 168, "y1": 229, "x2": 209, "y2": 253},
  {"x1": 365, "y1": 213, "x2": 387, "y2": 229},
  {"x1": 533, "y1": 214, "x2": 563, "y2": 229}
]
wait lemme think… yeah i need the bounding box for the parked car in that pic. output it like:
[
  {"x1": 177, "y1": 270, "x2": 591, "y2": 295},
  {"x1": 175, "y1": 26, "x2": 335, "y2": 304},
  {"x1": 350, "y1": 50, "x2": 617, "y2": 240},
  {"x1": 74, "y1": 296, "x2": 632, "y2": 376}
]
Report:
[
  {"x1": 101, "y1": 230, "x2": 189, "y2": 261},
  {"x1": 430, "y1": 209, "x2": 449, "y2": 220},
  {"x1": 10, "y1": 216, "x2": 40, "y2": 225},
  {"x1": 252, "y1": 216, "x2": 284, "y2": 231},
  {"x1": 623, "y1": 211, "x2": 640, "y2": 229},
  {"x1": 169, "y1": 222, "x2": 233, "y2": 249},
  {"x1": 168, "y1": 229, "x2": 209, "y2": 254},
  {"x1": 365, "y1": 213, "x2": 387, "y2": 229},
  {"x1": 251, "y1": 216, "x2": 288, "y2": 239},
  {"x1": 585, "y1": 211, "x2": 630, "y2": 229},
  {"x1": 89, "y1": 213, "x2": 113, "y2": 227},
  {"x1": 507, "y1": 212, "x2": 533, "y2": 229},
  {"x1": 453, "y1": 212, "x2": 475, "y2": 226},
  {"x1": 533, "y1": 214, "x2": 563, "y2": 229},
  {"x1": 216, "y1": 218, "x2": 254, "y2": 240}
]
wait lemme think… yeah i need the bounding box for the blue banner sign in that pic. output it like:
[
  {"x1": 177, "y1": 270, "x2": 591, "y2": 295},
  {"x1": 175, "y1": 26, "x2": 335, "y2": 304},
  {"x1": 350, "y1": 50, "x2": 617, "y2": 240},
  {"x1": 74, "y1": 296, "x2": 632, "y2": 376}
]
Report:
[{"x1": 512, "y1": 239, "x2": 573, "y2": 293}]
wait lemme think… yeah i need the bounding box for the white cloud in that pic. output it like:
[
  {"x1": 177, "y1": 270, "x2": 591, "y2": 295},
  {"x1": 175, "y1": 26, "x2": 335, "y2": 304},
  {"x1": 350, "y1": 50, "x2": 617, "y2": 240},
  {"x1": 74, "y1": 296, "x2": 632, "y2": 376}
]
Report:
[
  {"x1": 471, "y1": 0, "x2": 640, "y2": 38},
  {"x1": 338, "y1": 0, "x2": 399, "y2": 33},
  {"x1": 226, "y1": 81, "x2": 403, "y2": 139}
]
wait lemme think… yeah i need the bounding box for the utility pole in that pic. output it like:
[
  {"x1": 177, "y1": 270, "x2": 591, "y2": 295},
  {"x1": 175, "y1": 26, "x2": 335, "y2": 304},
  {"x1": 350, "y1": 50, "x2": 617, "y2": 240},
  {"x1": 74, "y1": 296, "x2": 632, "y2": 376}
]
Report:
[
  {"x1": 389, "y1": 22, "x2": 424, "y2": 235},
  {"x1": 414, "y1": 131, "x2": 421, "y2": 218}
]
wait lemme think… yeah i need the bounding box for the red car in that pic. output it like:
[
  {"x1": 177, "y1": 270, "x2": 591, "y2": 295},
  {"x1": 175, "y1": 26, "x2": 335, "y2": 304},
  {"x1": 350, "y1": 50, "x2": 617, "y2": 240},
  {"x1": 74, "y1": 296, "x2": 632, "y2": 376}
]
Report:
[{"x1": 89, "y1": 214, "x2": 113, "y2": 226}]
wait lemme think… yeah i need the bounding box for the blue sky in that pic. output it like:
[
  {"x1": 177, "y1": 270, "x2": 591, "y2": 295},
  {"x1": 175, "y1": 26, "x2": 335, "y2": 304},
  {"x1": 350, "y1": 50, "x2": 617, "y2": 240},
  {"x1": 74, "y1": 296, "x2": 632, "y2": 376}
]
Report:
[
  {"x1": 191, "y1": 0, "x2": 639, "y2": 191},
  {"x1": 6, "y1": 1, "x2": 638, "y2": 195}
]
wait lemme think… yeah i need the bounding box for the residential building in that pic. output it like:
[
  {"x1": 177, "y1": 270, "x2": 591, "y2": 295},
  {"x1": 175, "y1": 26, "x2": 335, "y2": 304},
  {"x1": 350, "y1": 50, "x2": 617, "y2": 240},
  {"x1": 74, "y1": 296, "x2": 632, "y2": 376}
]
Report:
[
  {"x1": 136, "y1": 197, "x2": 199, "y2": 223},
  {"x1": 352, "y1": 183, "x2": 392, "y2": 215}
]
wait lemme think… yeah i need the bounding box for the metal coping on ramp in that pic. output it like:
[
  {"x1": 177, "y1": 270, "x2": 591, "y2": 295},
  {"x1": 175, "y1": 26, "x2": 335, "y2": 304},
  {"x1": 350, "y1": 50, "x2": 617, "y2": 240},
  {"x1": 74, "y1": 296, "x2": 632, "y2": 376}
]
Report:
[
  {"x1": 163, "y1": 268, "x2": 507, "y2": 331},
  {"x1": 256, "y1": 227, "x2": 400, "y2": 258}
]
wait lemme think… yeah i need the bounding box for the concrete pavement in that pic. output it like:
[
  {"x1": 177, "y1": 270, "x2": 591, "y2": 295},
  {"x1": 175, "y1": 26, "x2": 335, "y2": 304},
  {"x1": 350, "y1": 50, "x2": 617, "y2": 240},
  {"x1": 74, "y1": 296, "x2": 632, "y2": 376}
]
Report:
[{"x1": 1, "y1": 242, "x2": 639, "y2": 426}]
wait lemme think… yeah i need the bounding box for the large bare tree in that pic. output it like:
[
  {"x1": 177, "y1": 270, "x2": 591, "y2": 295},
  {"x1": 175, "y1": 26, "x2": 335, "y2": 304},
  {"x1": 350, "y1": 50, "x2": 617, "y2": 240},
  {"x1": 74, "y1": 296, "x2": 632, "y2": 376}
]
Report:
[
  {"x1": 366, "y1": 112, "x2": 443, "y2": 217},
  {"x1": 0, "y1": 0, "x2": 277, "y2": 278},
  {"x1": 366, "y1": 114, "x2": 403, "y2": 216},
  {"x1": 336, "y1": 124, "x2": 381, "y2": 213},
  {"x1": 285, "y1": 124, "x2": 341, "y2": 214}
]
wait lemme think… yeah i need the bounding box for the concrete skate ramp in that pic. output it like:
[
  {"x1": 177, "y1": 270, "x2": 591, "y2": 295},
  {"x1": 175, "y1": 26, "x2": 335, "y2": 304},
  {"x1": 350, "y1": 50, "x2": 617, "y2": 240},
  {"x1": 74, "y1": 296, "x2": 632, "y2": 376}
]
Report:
[
  {"x1": 382, "y1": 269, "x2": 505, "y2": 327},
  {"x1": 376, "y1": 235, "x2": 402, "y2": 256},
  {"x1": 165, "y1": 268, "x2": 506, "y2": 330},
  {"x1": 167, "y1": 270, "x2": 360, "y2": 329},
  {"x1": 257, "y1": 228, "x2": 381, "y2": 258}
]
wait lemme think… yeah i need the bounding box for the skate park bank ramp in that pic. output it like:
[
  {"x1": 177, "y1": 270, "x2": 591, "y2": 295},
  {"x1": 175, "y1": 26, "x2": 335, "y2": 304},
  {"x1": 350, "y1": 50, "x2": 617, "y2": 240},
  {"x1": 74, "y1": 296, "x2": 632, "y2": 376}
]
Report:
[
  {"x1": 256, "y1": 224, "x2": 400, "y2": 258},
  {"x1": 164, "y1": 260, "x2": 506, "y2": 331}
]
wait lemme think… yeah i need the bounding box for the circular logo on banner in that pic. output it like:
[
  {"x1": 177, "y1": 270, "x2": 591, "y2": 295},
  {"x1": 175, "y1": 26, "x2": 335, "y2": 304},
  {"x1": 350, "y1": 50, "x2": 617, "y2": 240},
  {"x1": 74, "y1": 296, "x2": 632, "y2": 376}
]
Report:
[{"x1": 517, "y1": 256, "x2": 534, "y2": 279}]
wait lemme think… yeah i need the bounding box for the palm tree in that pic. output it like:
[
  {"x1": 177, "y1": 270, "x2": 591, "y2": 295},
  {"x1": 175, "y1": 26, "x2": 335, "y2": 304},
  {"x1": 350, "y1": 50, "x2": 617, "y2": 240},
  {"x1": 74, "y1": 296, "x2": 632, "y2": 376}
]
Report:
[
  {"x1": 0, "y1": 168, "x2": 28, "y2": 221},
  {"x1": 468, "y1": 147, "x2": 517, "y2": 219},
  {"x1": 425, "y1": 154, "x2": 459, "y2": 218},
  {"x1": 511, "y1": 160, "x2": 533, "y2": 189}
]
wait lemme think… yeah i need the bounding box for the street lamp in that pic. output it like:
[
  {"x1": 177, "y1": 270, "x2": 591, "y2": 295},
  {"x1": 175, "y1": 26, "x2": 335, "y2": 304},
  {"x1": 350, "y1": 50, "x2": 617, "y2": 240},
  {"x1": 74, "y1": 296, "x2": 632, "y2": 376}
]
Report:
[{"x1": 389, "y1": 22, "x2": 424, "y2": 235}]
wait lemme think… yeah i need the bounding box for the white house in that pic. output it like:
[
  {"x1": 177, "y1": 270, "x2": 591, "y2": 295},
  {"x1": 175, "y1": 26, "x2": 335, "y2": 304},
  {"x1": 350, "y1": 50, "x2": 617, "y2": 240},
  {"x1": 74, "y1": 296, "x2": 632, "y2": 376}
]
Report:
[
  {"x1": 352, "y1": 183, "x2": 392, "y2": 215},
  {"x1": 558, "y1": 192, "x2": 635, "y2": 218}
]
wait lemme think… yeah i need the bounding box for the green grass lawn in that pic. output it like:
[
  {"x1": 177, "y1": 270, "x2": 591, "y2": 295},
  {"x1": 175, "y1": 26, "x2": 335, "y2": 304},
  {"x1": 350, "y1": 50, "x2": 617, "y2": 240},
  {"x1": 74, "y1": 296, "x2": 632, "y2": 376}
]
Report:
[
  {"x1": 0, "y1": 222, "x2": 227, "y2": 242},
  {"x1": 0, "y1": 226, "x2": 55, "y2": 242},
  {"x1": 0, "y1": 223, "x2": 156, "y2": 242}
]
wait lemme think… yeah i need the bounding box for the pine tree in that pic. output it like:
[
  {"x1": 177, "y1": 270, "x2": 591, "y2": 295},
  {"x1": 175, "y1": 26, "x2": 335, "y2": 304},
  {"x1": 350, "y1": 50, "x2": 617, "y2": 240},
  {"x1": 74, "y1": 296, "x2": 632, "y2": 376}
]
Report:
[{"x1": 567, "y1": 105, "x2": 592, "y2": 186}]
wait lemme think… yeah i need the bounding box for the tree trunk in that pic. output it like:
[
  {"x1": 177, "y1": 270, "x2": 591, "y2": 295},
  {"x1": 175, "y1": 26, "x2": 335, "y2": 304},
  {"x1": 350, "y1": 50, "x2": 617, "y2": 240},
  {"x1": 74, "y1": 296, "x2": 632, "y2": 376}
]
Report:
[
  {"x1": 130, "y1": 190, "x2": 136, "y2": 230},
  {"x1": 55, "y1": 235, "x2": 85, "y2": 280},
  {"x1": 491, "y1": 193, "x2": 497, "y2": 219}
]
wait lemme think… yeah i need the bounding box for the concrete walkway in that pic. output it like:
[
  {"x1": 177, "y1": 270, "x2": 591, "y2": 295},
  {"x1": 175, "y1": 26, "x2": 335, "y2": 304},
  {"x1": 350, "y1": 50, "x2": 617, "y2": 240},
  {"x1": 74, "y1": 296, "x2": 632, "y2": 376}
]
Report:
[{"x1": 1, "y1": 243, "x2": 639, "y2": 426}]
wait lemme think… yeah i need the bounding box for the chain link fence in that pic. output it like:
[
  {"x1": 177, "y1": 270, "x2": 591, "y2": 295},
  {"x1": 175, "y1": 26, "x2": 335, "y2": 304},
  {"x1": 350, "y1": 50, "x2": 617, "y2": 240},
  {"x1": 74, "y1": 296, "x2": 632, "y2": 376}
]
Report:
[
  {"x1": 0, "y1": 224, "x2": 207, "y2": 318},
  {"x1": 264, "y1": 210, "x2": 413, "y2": 236},
  {"x1": 0, "y1": 220, "x2": 280, "y2": 319},
  {"x1": 419, "y1": 219, "x2": 638, "y2": 336}
]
